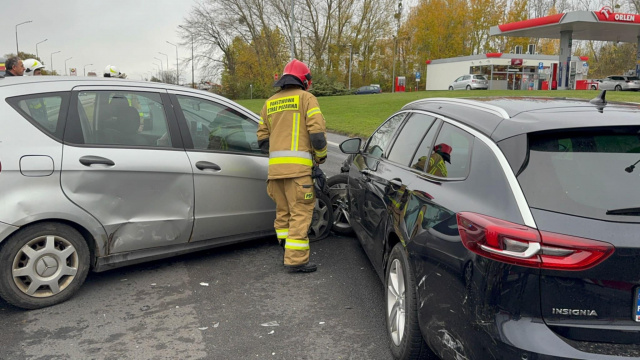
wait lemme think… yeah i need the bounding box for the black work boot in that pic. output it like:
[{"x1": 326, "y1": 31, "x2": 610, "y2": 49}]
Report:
[{"x1": 285, "y1": 262, "x2": 317, "y2": 273}]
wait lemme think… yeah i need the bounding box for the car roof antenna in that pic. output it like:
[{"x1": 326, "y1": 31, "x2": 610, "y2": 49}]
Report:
[{"x1": 589, "y1": 90, "x2": 607, "y2": 113}]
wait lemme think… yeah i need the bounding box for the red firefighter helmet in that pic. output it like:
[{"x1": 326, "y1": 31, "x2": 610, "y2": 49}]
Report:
[
  {"x1": 281, "y1": 59, "x2": 312, "y2": 90},
  {"x1": 433, "y1": 143, "x2": 452, "y2": 163}
]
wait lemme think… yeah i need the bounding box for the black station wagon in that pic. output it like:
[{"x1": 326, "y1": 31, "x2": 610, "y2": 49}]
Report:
[{"x1": 335, "y1": 93, "x2": 640, "y2": 359}]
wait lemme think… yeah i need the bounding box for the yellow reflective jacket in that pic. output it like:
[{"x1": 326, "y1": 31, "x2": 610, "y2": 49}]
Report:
[{"x1": 257, "y1": 88, "x2": 327, "y2": 179}]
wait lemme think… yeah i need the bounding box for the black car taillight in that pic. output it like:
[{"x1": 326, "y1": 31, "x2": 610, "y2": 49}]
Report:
[{"x1": 456, "y1": 212, "x2": 614, "y2": 271}]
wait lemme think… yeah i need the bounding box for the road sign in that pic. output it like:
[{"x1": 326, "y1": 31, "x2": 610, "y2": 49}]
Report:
[
  {"x1": 538, "y1": 62, "x2": 544, "y2": 70},
  {"x1": 416, "y1": 71, "x2": 421, "y2": 80},
  {"x1": 70, "y1": 68, "x2": 77, "y2": 76}
]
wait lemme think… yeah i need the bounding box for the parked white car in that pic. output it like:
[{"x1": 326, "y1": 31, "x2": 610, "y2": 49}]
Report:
[
  {"x1": 448, "y1": 74, "x2": 489, "y2": 90},
  {"x1": 598, "y1": 75, "x2": 640, "y2": 91}
]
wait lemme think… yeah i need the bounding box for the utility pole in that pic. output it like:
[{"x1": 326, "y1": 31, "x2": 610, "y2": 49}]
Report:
[
  {"x1": 391, "y1": 1, "x2": 402, "y2": 93},
  {"x1": 290, "y1": 0, "x2": 295, "y2": 59}
]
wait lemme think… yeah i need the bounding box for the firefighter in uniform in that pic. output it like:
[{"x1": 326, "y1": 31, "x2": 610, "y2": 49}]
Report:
[
  {"x1": 426, "y1": 143, "x2": 451, "y2": 177},
  {"x1": 257, "y1": 59, "x2": 327, "y2": 273}
]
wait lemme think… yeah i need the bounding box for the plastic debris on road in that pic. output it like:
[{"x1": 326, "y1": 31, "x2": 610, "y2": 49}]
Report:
[
  {"x1": 213, "y1": 322, "x2": 220, "y2": 328},
  {"x1": 261, "y1": 321, "x2": 279, "y2": 327},
  {"x1": 268, "y1": 330, "x2": 275, "y2": 334},
  {"x1": 198, "y1": 327, "x2": 208, "y2": 330},
  {"x1": 200, "y1": 282, "x2": 209, "y2": 287}
]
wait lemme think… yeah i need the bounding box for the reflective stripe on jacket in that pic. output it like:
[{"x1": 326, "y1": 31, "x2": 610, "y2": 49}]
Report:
[{"x1": 257, "y1": 88, "x2": 326, "y2": 179}]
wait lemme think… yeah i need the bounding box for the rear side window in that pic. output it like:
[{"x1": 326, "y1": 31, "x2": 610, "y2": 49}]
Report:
[
  {"x1": 474, "y1": 75, "x2": 487, "y2": 80},
  {"x1": 518, "y1": 126, "x2": 640, "y2": 222},
  {"x1": 429, "y1": 123, "x2": 474, "y2": 178},
  {"x1": 75, "y1": 91, "x2": 172, "y2": 148},
  {"x1": 7, "y1": 93, "x2": 69, "y2": 141}
]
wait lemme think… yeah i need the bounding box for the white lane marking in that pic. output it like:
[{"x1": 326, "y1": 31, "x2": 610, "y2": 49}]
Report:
[{"x1": 328, "y1": 141, "x2": 339, "y2": 147}]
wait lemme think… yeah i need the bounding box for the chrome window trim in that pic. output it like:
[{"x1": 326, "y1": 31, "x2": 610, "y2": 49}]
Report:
[
  {"x1": 410, "y1": 109, "x2": 537, "y2": 228},
  {"x1": 403, "y1": 98, "x2": 510, "y2": 120}
]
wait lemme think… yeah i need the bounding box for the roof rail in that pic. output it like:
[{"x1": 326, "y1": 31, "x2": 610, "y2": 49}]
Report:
[{"x1": 403, "y1": 97, "x2": 510, "y2": 119}]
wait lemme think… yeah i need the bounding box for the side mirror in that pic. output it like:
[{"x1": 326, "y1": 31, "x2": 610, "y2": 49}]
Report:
[{"x1": 340, "y1": 138, "x2": 362, "y2": 154}]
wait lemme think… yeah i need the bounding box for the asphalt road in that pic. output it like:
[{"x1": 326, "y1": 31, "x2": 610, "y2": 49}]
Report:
[{"x1": 0, "y1": 132, "x2": 396, "y2": 360}]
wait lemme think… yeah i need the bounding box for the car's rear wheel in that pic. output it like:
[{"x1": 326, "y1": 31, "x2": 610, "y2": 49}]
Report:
[
  {"x1": 386, "y1": 243, "x2": 435, "y2": 359},
  {"x1": 615, "y1": 85, "x2": 622, "y2": 91},
  {"x1": 0, "y1": 222, "x2": 90, "y2": 309},
  {"x1": 328, "y1": 174, "x2": 353, "y2": 235},
  {"x1": 591, "y1": 85, "x2": 597, "y2": 90},
  {"x1": 308, "y1": 189, "x2": 333, "y2": 242},
  {"x1": 448, "y1": 86, "x2": 453, "y2": 91},
  {"x1": 466, "y1": 85, "x2": 471, "y2": 90}
]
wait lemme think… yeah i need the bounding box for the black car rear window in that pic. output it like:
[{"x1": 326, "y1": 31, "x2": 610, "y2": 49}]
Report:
[{"x1": 518, "y1": 126, "x2": 640, "y2": 222}]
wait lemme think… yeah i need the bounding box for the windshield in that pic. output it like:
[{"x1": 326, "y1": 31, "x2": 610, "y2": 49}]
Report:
[{"x1": 518, "y1": 126, "x2": 640, "y2": 222}]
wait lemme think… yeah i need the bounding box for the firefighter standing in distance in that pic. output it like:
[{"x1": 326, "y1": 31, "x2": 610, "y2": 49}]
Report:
[{"x1": 257, "y1": 59, "x2": 327, "y2": 273}]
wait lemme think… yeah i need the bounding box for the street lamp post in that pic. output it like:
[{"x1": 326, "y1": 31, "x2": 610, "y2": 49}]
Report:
[
  {"x1": 64, "y1": 57, "x2": 72, "y2": 76},
  {"x1": 179, "y1": 25, "x2": 196, "y2": 89},
  {"x1": 15, "y1": 20, "x2": 32, "y2": 55},
  {"x1": 391, "y1": 1, "x2": 403, "y2": 93},
  {"x1": 166, "y1": 41, "x2": 179, "y2": 86},
  {"x1": 348, "y1": 44, "x2": 353, "y2": 90},
  {"x1": 153, "y1": 64, "x2": 161, "y2": 80},
  {"x1": 50, "y1": 51, "x2": 61, "y2": 75},
  {"x1": 154, "y1": 58, "x2": 164, "y2": 81},
  {"x1": 159, "y1": 52, "x2": 170, "y2": 82},
  {"x1": 84, "y1": 63, "x2": 93, "y2": 76},
  {"x1": 35, "y1": 39, "x2": 47, "y2": 59}
]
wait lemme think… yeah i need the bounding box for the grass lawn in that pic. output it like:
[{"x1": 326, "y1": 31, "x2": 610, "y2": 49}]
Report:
[{"x1": 236, "y1": 90, "x2": 640, "y2": 138}]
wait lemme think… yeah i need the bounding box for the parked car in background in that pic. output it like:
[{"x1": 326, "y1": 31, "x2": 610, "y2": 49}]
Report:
[
  {"x1": 448, "y1": 74, "x2": 489, "y2": 90},
  {"x1": 337, "y1": 93, "x2": 639, "y2": 359},
  {"x1": 598, "y1": 75, "x2": 640, "y2": 91},
  {"x1": 0, "y1": 76, "x2": 331, "y2": 309},
  {"x1": 354, "y1": 85, "x2": 382, "y2": 95}
]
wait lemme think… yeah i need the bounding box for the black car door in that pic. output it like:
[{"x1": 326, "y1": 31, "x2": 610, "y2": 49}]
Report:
[{"x1": 349, "y1": 112, "x2": 439, "y2": 274}]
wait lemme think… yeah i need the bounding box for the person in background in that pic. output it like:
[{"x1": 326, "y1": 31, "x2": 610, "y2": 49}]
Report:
[
  {"x1": 5, "y1": 56, "x2": 25, "y2": 76},
  {"x1": 23, "y1": 59, "x2": 45, "y2": 76}
]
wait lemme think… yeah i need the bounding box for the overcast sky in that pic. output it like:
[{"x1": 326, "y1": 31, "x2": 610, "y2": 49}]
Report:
[{"x1": 1, "y1": 0, "x2": 197, "y2": 82}]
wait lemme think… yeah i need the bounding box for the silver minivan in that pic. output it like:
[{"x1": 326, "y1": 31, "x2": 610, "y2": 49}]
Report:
[
  {"x1": 448, "y1": 74, "x2": 489, "y2": 90},
  {"x1": 0, "y1": 77, "x2": 280, "y2": 309}
]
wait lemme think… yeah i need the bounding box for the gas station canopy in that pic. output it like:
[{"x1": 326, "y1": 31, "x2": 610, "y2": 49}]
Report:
[
  {"x1": 490, "y1": 7, "x2": 640, "y2": 89},
  {"x1": 490, "y1": 8, "x2": 640, "y2": 43}
]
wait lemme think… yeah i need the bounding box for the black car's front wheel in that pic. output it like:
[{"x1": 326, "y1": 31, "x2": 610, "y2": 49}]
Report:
[
  {"x1": 328, "y1": 174, "x2": 353, "y2": 235},
  {"x1": 0, "y1": 222, "x2": 90, "y2": 309},
  {"x1": 386, "y1": 243, "x2": 435, "y2": 360}
]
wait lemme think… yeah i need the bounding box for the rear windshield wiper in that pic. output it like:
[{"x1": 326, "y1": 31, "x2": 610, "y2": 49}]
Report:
[{"x1": 606, "y1": 207, "x2": 640, "y2": 216}]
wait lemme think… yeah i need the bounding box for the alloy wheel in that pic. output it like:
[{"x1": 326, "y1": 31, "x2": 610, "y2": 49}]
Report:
[
  {"x1": 387, "y1": 258, "x2": 406, "y2": 346},
  {"x1": 330, "y1": 183, "x2": 351, "y2": 232}
]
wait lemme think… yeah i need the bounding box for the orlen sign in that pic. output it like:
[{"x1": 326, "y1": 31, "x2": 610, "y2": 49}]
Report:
[{"x1": 594, "y1": 6, "x2": 640, "y2": 23}]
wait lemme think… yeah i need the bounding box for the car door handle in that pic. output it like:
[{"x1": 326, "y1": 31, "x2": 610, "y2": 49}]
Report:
[
  {"x1": 196, "y1": 161, "x2": 221, "y2": 171},
  {"x1": 79, "y1": 156, "x2": 115, "y2": 167}
]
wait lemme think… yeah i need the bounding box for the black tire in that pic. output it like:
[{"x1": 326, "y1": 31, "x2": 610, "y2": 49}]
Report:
[
  {"x1": 615, "y1": 85, "x2": 622, "y2": 91},
  {"x1": 448, "y1": 86, "x2": 454, "y2": 91},
  {"x1": 386, "y1": 243, "x2": 436, "y2": 360},
  {"x1": 591, "y1": 85, "x2": 597, "y2": 90},
  {"x1": 466, "y1": 85, "x2": 471, "y2": 90},
  {"x1": 308, "y1": 189, "x2": 334, "y2": 242},
  {"x1": 327, "y1": 174, "x2": 353, "y2": 235},
  {"x1": 0, "y1": 222, "x2": 90, "y2": 310}
]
